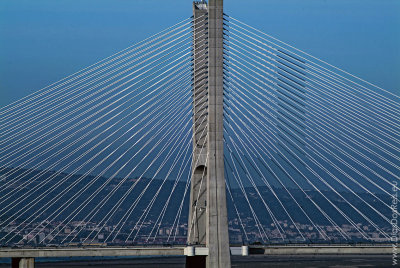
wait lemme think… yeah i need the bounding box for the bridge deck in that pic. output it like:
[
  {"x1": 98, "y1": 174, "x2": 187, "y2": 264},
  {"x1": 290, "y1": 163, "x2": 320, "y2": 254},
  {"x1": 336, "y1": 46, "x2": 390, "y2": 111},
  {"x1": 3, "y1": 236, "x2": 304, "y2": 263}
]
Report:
[
  {"x1": 0, "y1": 244, "x2": 393, "y2": 258},
  {"x1": 0, "y1": 247, "x2": 185, "y2": 258}
]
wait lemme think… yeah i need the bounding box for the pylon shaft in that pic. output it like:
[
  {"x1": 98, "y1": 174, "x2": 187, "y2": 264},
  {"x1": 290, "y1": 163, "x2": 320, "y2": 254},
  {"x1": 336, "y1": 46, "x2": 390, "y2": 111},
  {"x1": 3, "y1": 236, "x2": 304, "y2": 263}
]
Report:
[
  {"x1": 188, "y1": 1, "x2": 208, "y2": 246},
  {"x1": 189, "y1": 1, "x2": 230, "y2": 267},
  {"x1": 206, "y1": 0, "x2": 231, "y2": 267}
]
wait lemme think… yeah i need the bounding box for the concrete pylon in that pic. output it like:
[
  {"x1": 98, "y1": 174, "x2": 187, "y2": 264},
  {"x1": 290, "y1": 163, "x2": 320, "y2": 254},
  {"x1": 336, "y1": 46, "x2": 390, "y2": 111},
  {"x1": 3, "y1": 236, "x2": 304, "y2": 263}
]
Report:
[
  {"x1": 11, "y1": 258, "x2": 35, "y2": 268},
  {"x1": 206, "y1": 0, "x2": 230, "y2": 267},
  {"x1": 188, "y1": 1, "x2": 208, "y2": 247},
  {"x1": 188, "y1": 1, "x2": 231, "y2": 267}
]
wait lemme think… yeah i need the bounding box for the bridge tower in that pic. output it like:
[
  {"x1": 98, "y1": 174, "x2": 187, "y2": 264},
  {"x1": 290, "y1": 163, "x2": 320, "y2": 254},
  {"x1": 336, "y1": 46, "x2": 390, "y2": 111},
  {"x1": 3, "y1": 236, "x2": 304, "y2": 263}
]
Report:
[{"x1": 188, "y1": 0, "x2": 231, "y2": 267}]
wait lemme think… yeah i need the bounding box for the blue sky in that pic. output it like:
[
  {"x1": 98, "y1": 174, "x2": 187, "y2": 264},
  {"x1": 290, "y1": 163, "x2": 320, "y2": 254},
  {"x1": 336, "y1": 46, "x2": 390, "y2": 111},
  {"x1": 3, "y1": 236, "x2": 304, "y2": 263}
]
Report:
[{"x1": 0, "y1": 0, "x2": 399, "y2": 107}]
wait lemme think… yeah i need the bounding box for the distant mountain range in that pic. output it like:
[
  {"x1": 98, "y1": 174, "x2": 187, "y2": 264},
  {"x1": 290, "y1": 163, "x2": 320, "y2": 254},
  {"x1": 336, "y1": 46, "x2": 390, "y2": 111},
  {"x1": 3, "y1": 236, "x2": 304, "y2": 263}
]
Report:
[{"x1": 0, "y1": 166, "x2": 393, "y2": 243}]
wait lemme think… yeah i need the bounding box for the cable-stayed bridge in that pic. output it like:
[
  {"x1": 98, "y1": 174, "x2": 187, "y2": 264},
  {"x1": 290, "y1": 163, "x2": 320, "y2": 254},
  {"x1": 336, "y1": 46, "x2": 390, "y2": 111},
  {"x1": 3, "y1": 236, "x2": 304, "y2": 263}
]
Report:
[{"x1": 0, "y1": 0, "x2": 399, "y2": 267}]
